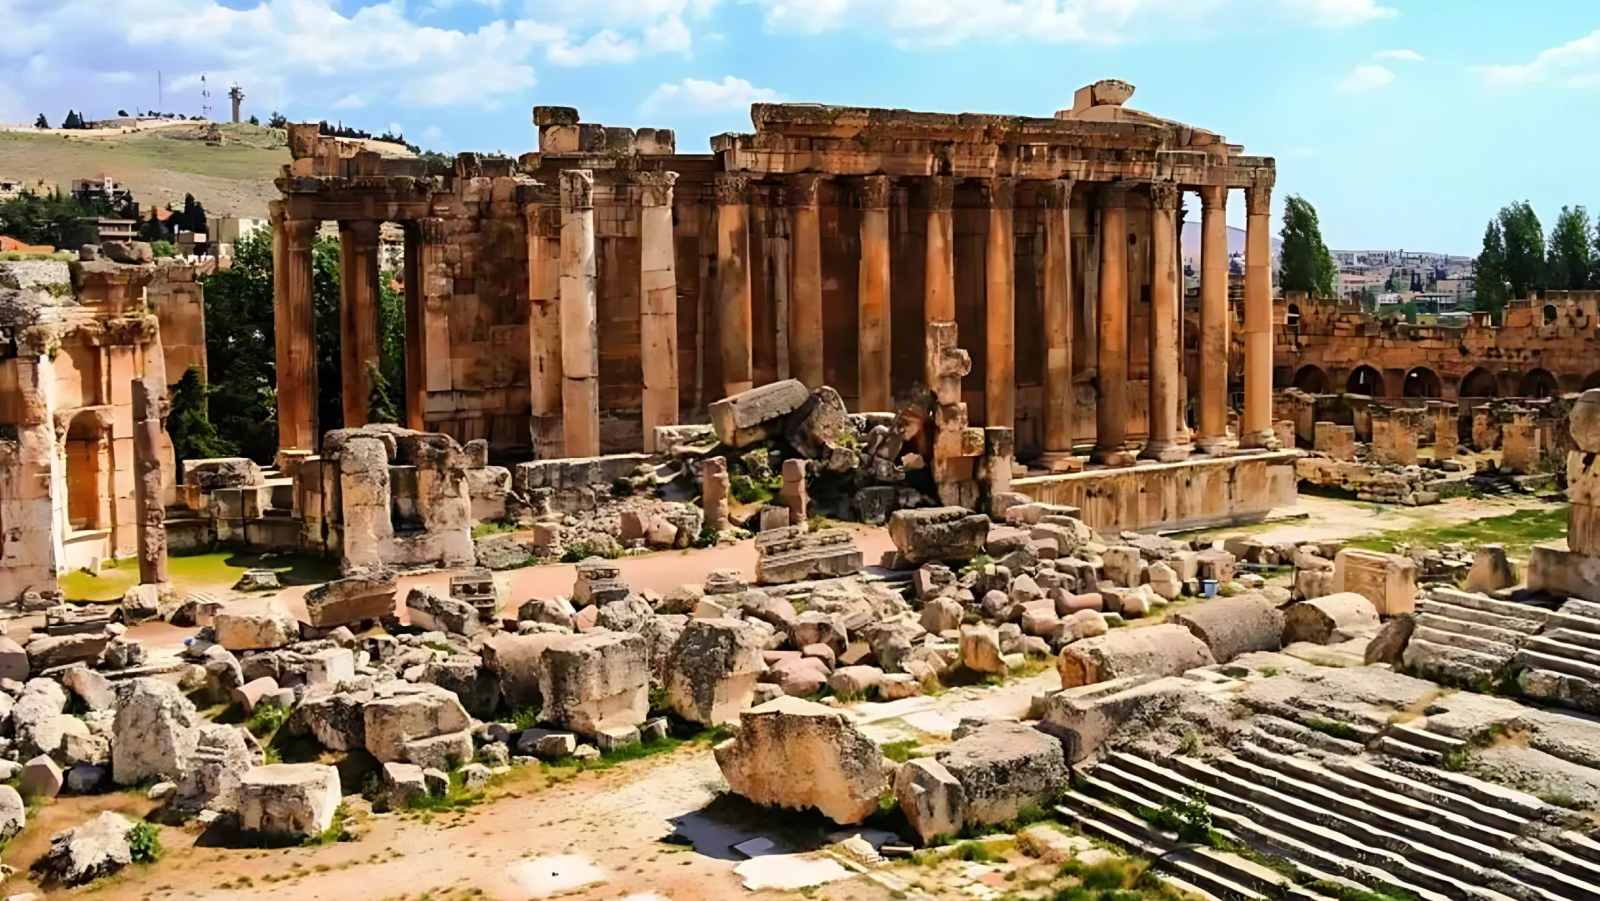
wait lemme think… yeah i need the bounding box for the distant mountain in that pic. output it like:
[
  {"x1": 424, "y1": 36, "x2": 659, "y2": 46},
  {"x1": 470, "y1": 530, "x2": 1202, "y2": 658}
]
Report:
[{"x1": 1179, "y1": 222, "x2": 1281, "y2": 267}]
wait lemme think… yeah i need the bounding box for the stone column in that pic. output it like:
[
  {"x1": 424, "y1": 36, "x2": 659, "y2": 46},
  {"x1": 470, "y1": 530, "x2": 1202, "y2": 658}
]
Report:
[
  {"x1": 1197, "y1": 186, "x2": 1228, "y2": 451},
  {"x1": 788, "y1": 174, "x2": 826, "y2": 390},
  {"x1": 560, "y1": 169, "x2": 600, "y2": 458},
  {"x1": 273, "y1": 210, "x2": 318, "y2": 451},
  {"x1": 1041, "y1": 178, "x2": 1077, "y2": 466},
  {"x1": 716, "y1": 173, "x2": 754, "y2": 397},
  {"x1": 1432, "y1": 400, "x2": 1459, "y2": 459},
  {"x1": 338, "y1": 218, "x2": 382, "y2": 428},
  {"x1": 132, "y1": 377, "x2": 168, "y2": 589},
  {"x1": 858, "y1": 175, "x2": 894, "y2": 413},
  {"x1": 1241, "y1": 182, "x2": 1276, "y2": 448},
  {"x1": 525, "y1": 188, "x2": 563, "y2": 457},
  {"x1": 1142, "y1": 182, "x2": 1186, "y2": 462},
  {"x1": 925, "y1": 177, "x2": 957, "y2": 383},
  {"x1": 1092, "y1": 184, "x2": 1134, "y2": 466},
  {"x1": 409, "y1": 218, "x2": 450, "y2": 434},
  {"x1": 638, "y1": 171, "x2": 679, "y2": 453},
  {"x1": 984, "y1": 177, "x2": 1017, "y2": 430}
]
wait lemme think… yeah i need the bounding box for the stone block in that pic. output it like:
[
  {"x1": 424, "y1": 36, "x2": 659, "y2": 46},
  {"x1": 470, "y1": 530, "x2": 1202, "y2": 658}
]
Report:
[
  {"x1": 238, "y1": 763, "x2": 341, "y2": 838},
  {"x1": 1057, "y1": 624, "x2": 1215, "y2": 689},
  {"x1": 888, "y1": 508, "x2": 990, "y2": 566},
  {"x1": 214, "y1": 607, "x2": 299, "y2": 651},
  {"x1": 714, "y1": 697, "x2": 892, "y2": 825},
  {"x1": 1333, "y1": 548, "x2": 1417, "y2": 616},
  {"x1": 304, "y1": 572, "x2": 397, "y2": 628},
  {"x1": 539, "y1": 632, "x2": 649, "y2": 738},
  {"x1": 709, "y1": 379, "x2": 812, "y2": 448}
]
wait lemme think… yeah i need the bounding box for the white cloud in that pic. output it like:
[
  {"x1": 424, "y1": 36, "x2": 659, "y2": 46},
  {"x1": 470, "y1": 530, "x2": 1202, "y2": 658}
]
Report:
[
  {"x1": 546, "y1": 29, "x2": 639, "y2": 66},
  {"x1": 1284, "y1": 0, "x2": 1397, "y2": 28},
  {"x1": 1338, "y1": 64, "x2": 1394, "y2": 93},
  {"x1": 640, "y1": 76, "x2": 782, "y2": 115},
  {"x1": 1475, "y1": 28, "x2": 1600, "y2": 92},
  {"x1": 332, "y1": 93, "x2": 367, "y2": 109},
  {"x1": 1375, "y1": 49, "x2": 1424, "y2": 61}
]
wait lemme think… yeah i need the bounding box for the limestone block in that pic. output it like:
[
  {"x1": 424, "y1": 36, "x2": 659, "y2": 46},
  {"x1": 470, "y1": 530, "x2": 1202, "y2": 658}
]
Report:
[
  {"x1": 1056, "y1": 624, "x2": 1216, "y2": 689},
  {"x1": 920, "y1": 597, "x2": 964, "y2": 634},
  {"x1": 304, "y1": 572, "x2": 397, "y2": 627},
  {"x1": 895, "y1": 758, "x2": 964, "y2": 842},
  {"x1": 20, "y1": 754, "x2": 62, "y2": 798},
  {"x1": 665, "y1": 618, "x2": 765, "y2": 726},
  {"x1": 13, "y1": 678, "x2": 68, "y2": 759},
  {"x1": 1102, "y1": 546, "x2": 1144, "y2": 588},
  {"x1": 176, "y1": 723, "x2": 257, "y2": 812},
  {"x1": 935, "y1": 721, "x2": 1068, "y2": 834},
  {"x1": 214, "y1": 606, "x2": 299, "y2": 651},
  {"x1": 1282, "y1": 592, "x2": 1380, "y2": 645},
  {"x1": 713, "y1": 696, "x2": 892, "y2": 825},
  {"x1": 231, "y1": 677, "x2": 280, "y2": 714},
  {"x1": 62, "y1": 666, "x2": 115, "y2": 711},
  {"x1": 26, "y1": 631, "x2": 112, "y2": 673},
  {"x1": 1333, "y1": 548, "x2": 1417, "y2": 616},
  {"x1": 405, "y1": 585, "x2": 481, "y2": 636},
  {"x1": 1571, "y1": 389, "x2": 1600, "y2": 453},
  {"x1": 238, "y1": 763, "x2": 341, "y2": 838},
  {"x1": 0, "y1": 784, "x2": 23, "y2": 842},
  {"x1": 294, "y1": 689, "x2": 369, "y2": 752},
  {"x1": 959, "y1": 624, "x2": 1006, "y2": 676},
  {"x1": 363, "y1": 682, "x2": 472, "y2": 763},
  {"x1": 1041, "y1": 676, "x2": 1192, "y2": 762},
  {"x1": 768, "y1": 655, "x2": 830, "y2": 697},
  {"x1": 888, "y1": 508, "x2": 991, "y2": 566},
  {"x1": 0, "y1": 637, "x2": 28, "y2": 682},
  {"x1": 785, "y1": 387, "x2": 849, "y2": 459},
  {"x1": 305, "y1": 647, "x2": 356, "y2": 686},
  {"x1": 1168, "y1": 594, "x2": 1283, "y2": 663},
  {"x1": 755, "y1": 526, "x2": 863, "y2": 585},
  {"x1": 1465, "y1": 544, "x2": 1516, "y2": 595},
  {"x1": 112, "y1": 678, "x2": 199, "y2": 786},
  {"x1": 383, "y1": 761, "x2": 427, "y2": 807},
  {"x1": 399, "y1": 730, "x2": 475, "y2": 771},
  {"x1": 36, "y1": 810, "x2": 134, "y2": 886},
  {"x1": 709, "y1": 379, "x2": 811, "y2": 448},
  {"x1": 183, "y1": 457, "x2": 263, "y2": 489},
  {"x1": 539, "y1": 631, "x2": 649, "y2": 738}
]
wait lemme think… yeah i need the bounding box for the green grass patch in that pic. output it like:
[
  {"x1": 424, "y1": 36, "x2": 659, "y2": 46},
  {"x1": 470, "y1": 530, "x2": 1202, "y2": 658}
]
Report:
[
  {"x1": 881, "y1": 739, "x2": 920, "y2": 764},
  {"x1": 560, "y1": 541, "x2": 622, "y2": 563},
  {"x1": 471, "y1": 520, "x2": 516, "y2": 540},
  {"x1": 1303, "y1": 717, "x2": 1361, "y2": 742},
  {"x1": 1343, "y1": 507, "x2": 1566, "y2": 560},
  {"x1": 246, "y1": 703, "x2": 293, "y2": 739}
]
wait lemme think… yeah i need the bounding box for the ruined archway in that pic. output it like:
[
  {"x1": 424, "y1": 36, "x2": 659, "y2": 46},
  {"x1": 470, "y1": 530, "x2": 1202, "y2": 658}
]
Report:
[
  {"x1": 1292, "y1": 365, "x2": 1330, "y2": 394},
  {"x1": 1346, "y1": 365, "x2": 1385, "y2": 397},
  {"x1": 1403, "y1": 367, "x2": 1442, "y2": 398},
  {"x1": 64, "y1": 412, "x2": 110, "y2": 532},
  {"x1": 1460, "y1": 367, "x2": 1499, "y2": 398},
  {"x1": 1520, "y1": 368, "x2": 1559, "y2": 398}
]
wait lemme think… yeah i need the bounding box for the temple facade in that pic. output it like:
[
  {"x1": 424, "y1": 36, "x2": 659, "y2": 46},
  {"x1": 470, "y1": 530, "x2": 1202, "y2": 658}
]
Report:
[{"x1": 270, "y1": 80, "x2": 1280, "y2": 468}]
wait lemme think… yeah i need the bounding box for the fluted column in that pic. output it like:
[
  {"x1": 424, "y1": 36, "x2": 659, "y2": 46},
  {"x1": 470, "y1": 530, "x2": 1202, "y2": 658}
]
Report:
[
  {"x1": 1241, "y1": 181, "x2": 1276, "y2": 448},
  {"x1": 638, "y1": 171, "x2": 679, "y2": 452},
  {"x1": 788, "y1": 174, "x2": 826, "y2": 390},
  {"x1": 1196, "y1": 185, "x2": 1229, "y2": 451},
  {"x1": 857, "y1": 175, "x2": 893, "y2": 412},
  {"x1": 984, "y1": 176, "x2": 1016, "y2": 429},
  {"x1": 526, "y1": 188, "x2": 563, "y2": 457},
  {"x1": 1041, "y1": 178, "x2": 1076, "y2": 463},
  {"x1": 925, "y1": 176, "x2": 957, "y2": 322},
  {"x1": 716, "y1": 173, "x2": 754, "y2": 397},
  {"x1": 1142, "y1": 182, "x2": 1185, "y2": 461},
  {"x1": 272, "y1": 207, "x2": 318, "y2": 451},
  {"x1": 408, "y1": 218, "x2": 449, "y2": 433},
  {"x1": 1092, "y1": 184, "x2": 1134, "y2": 466},
  {"x1": 560, "y1": 169, "x2": 599, "y2": 458},
  {"x1": 338, "y1": 218, "x2": 381, "y2": 428}
]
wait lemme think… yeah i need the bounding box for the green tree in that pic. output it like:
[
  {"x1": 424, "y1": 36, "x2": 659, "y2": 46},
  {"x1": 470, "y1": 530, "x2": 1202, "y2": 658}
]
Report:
[
  {"x1": 179, "y1": 193, "x2": 208, "y2": 234},
  {"x1": 1476, "y1": 219, "x2": 1511, "y2": 321},
  {"x1": 167, "y1": 367, "x2": 234, "y2": 462},
  {"x1": 1278, "y1": 195, "x2": 1336, "y2": 298},
  {"x1": 1359, "y1": 288, "x2": 1377, "y2": 313},
  {"x1": 34, "y1": 113, "x2": 47, "y2": 129},
  {"x1": 198, "y1": 230, "x2": 280, "y2": 462},
  {"x1": 62, "y1": 110, "x2": 82, "y2": 129},
  {"x1": 150, "y1": 240, "x2": 175, "y2": 259},
  {"x1": 1546, "y1": 205, "x2": 1596, "y2": 290},
  {"x1": 248, "y1": 114, "x2": 260, "y2": 126},
  {"x1": 1499, "y1": 201, "x2": 1545, "y2": 299},
  {"x1": 268, "y1": 111, "x2": 288, "y2": 129},
  {"x1": 0, "y1": 189, "x2": 107, "y2": 248}
]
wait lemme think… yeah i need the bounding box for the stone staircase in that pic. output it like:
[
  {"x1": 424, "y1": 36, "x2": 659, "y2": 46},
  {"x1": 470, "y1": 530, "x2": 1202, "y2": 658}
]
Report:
[
  {"x1": 1059, "y1": 744, "x2": 1600, "y2": 901},
  {"x1": 1404, "y1": 587, "x2": 1552, "y2": 687},
  {"x1": 1515, "y1": 599, "x2": 1600, "y2": 712}
]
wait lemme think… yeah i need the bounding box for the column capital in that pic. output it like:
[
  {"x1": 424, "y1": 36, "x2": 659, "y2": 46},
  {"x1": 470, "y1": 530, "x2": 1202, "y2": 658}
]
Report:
[
  {"x1": 560, "y1": 169, "x2": 595, "y2": 211},
  {"x1": 339, "y1": 218, "x2": 381, "y2": 245},
  {"x1": 1246, "y1": 183, "x2": 1273, "y2": 217},
  {"x1": 714, "y1": 172, "x2": 753, "y2": 206},
  {"x1": 856, "y1": 175, "x2": 894, "y2": 210},
  {"x1": 926, "y1": 175, "x2": 956, "y2": 212},
  {"x1": 282, "y1": 217, "x2": 318, "y2": 248},
  {"x1": 416, "y1": 217, "x2": 447, "y2": 246},
  {"x1": 1150, "y1": 180, "x2": 1180, "y2": 212},
  {"x1": 785, "y1": 173, "x2": 826, "y2": 208},
  {"x1": 1198, "y1": 184, "x2": 1227, "y2": 211},
  {"x1": 635, "y1": 170, "x2": 678, "y2": 207},
  {"x1": 1099, "y1": 181, "x2": 1132, "y2": 208},
  {"x1": 1040, "y1": 177, "x2": 1076, "y2": 210},
  {"x1": 982, "y1": 176, "x2": 1016, "y2": 209}
]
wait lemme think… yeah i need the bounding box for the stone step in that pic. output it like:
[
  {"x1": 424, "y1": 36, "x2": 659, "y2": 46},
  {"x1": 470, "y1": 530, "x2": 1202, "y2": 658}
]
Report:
[
  {"x1": 1515, "y1": 667, "x2": 1600, "y2": 711},
  {"x1": 1540, "y1": 627, "x2": 1600, "y2": 652},
  {"x1": 1424, "y1": 589, "x2": 1554, "y2": 628},
  {"x1": 1389, "y1": 724, "x2": 1470, "y2": 754},
  {"x1": 1056, "y1": 788, "x2": 1260, "y2": 901},
  {"x1": 1556, "y1": 598, "x2": 1600, "y2": 623},
  {"x1": 1069, "y1": 774, "x2": 1372, "y2": 901},
  {"x1": 1517, "y1": 835, "x2": 1600, "y2": 897},
  {"x1": 1523, "y1": 634, "x2": 1600, "y2": 669},
  {"x1": 1547, "y1": 611, "x2": 1600, "y2": 637},
  {"x1": 1402, "y1": 638, "x2": 1503, "y2": 684},
  {"x1": 1102, "y1": 756, "x2": 1462, "y2": 901},
  {"x1": 1413, "y1": 623, "x2": 1519, "y2": 659},
  {"x1": 1418, "y1": 601, "x2": 1547, "y2": 636},
  {"x1": 1375, "y1": 757, "x2": 1556, "y2": 823},
  {"x1": 1379, "y1": 735, "x2": 1444, "y2": 765},
  {"x1": 1255, "y1": 715, "x2": 1366, "y2": 755},
  {"x1": 1514, "y1": 648, "x2": 1600, "y2": 683},
  {"x1": 1321, "y1": 756, "x2": 1530, "y2": 836},
  {"x1": 1250, "y1": 726, "x2": 1315, "y2": 756},
  {"x1": 1234, "y1": 744, "x2": 1516, "y2": 851}
]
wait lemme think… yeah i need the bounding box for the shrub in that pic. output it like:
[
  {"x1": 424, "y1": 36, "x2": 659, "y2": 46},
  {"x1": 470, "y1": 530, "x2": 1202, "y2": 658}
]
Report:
[
  {"x1": 128, "y1": 821, "x2": 162, "y2": 864},
  {"x1": 246, "y1": 703, "x2": 292, "y2": 738}
]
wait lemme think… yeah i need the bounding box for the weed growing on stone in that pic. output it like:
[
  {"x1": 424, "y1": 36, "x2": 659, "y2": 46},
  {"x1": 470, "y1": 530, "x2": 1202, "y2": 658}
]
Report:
[
  {"x1": 881, "y1": 739, "x2": 920, "y2": 763},
  {"x1": 128, "y1": 821, "x2": 162, "y2": 864},
  {"x1": 245, "y1": 703, "x2": 292, "y2": 739},
  {"x1": 1302, "y1": 717, "x2": 1360, "y2": 742}
]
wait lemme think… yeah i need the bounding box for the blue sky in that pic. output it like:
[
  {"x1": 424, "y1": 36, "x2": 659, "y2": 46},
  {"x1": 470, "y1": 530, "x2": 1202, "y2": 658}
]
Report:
[{"x1": 2, "y1": 0, "x2": 1595, "y2": 254}]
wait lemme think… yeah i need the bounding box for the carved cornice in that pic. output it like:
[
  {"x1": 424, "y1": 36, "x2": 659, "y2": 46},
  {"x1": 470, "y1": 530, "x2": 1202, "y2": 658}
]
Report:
[
  {"x1": 1040, "y1": 177, "x2": 1076, "y2": 211},
  {"x1": 635, "y1": 170, "x2": 678, "y2": 207},
  {"x1": 983, "y1": 176, "x2": 1016, "y2": 209},
  {"x1": 786, "y1": 173, "x2": 826, "y2": 208},
  {"x1": 1246, "y1": 184, "x2": 1273, "y2": 217},
  {"x1": 926, "y1": 176, "x2": 956, "y2": 213},
  {"x1": 1151, "y1": 181, "x2": 1180, "y2": 212},
  {"x1": 1099, "y1": 182, "x2": 1132, "y2": 209},
  {"x1": 857, "y1": 175, "x2": 893, "y2": 210},
  {"x1": 560, "y1": 169, "x2": 594, "y2": 211},
  {"x1": 714, "y1": 173, "x2": 752, "y2": 206}
]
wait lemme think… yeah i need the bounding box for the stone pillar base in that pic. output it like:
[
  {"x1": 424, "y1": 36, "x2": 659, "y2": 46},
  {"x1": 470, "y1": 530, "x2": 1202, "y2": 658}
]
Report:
[
  {"x1": 1036, "y1": 452, "x2": 1086, "y2": 474},
  {"x1": 1193, "y1": 436, "x2": 1231, "y2": 454},
  {"x1": 1090, "y1": 447, "x2": 1137, "y2": 468},
  {"x1": 1238, "y1": 430, "x2": 1281, "y2": 451},
  {"x1": 1139, "y1": 442, "x2": 1192, "y2": 463}
]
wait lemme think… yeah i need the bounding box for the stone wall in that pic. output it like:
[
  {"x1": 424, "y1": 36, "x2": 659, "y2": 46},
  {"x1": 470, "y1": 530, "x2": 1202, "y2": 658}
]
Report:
[{"x1": 1010, "y1": 452, "x2": 1298, "y2": 532}]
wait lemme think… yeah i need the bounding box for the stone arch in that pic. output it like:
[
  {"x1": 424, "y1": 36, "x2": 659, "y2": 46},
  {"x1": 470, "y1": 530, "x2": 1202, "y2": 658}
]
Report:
[
  {"x1": 1346, "y1": 365, "x2": 1385, "y2": 397},
  {"x1": 1286, "y1": 303, "x2": 1300, "y2": 330},
  {"x1": 1544, "y1": 304, "x2": 1558, "y2": 325},
  {"x1": 63, "y1": 411, "x2": 110, "y2": 532},
  {"x1": 1460, "y1": 367, "x2": 1499, "y2": 398},
  {"x1": 1519, "y1": 368, "x2": 1559, "y2": 398},
  {"x1": 1403, "y1": 367, "x2": 1442, "y2": 398},
  {"x1": 1292, "y1": 365, "x2": 1330, "y2": 394}
]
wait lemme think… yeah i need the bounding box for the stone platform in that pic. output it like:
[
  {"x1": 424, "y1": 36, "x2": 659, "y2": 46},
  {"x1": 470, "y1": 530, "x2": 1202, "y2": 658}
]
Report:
[
  {"x1": 1528, "y1": 539, "x2": 1600, "y2": 603},
  {"x1": 1011, "y1": 450, "x2": 1298, "y2": 533}
]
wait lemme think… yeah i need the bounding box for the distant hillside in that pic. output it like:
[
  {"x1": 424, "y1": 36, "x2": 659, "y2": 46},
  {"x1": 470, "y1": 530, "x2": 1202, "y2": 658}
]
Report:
[
  {"x1": 0, "y1": 122, "x2": 417, "y2": 221},
  {"x1": 1180, "y1": 221, "x2": 1283, "y2": 266}
]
